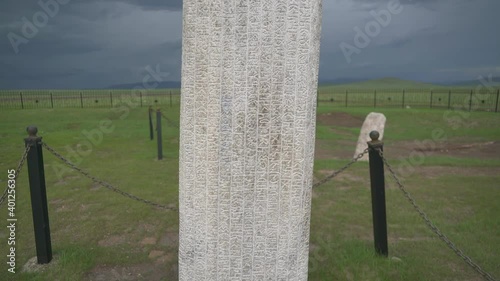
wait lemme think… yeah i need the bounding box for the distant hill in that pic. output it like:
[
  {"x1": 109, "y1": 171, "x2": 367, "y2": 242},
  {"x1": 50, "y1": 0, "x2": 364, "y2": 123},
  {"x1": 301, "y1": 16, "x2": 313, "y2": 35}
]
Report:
[
  {"x1": 439, "y1": 76, "x2": 500, "y2": 87},
  {"x1": 318, "y1": 77, "x2": 369, "y2": 85},
  {"x1": 319, "y1": 77, "x2": 445, "y2": 89},
  {"x1": 108, "y1": 81, "x2": 181, "y2": 89}
]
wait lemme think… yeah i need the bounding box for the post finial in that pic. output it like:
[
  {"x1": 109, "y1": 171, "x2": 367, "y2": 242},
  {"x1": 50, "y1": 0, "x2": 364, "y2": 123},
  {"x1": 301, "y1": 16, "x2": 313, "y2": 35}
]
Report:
[
  {"x1": 369, "y1": 130, "x2": 380, "y2": 141},
  {"x1": 27, "y1": 126, "x2": 38, "y2": 137}
]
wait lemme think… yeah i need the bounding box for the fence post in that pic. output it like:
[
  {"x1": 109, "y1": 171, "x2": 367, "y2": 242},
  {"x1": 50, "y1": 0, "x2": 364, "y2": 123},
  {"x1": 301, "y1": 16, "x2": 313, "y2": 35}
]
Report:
[
  {"x1": 345, "y1": 90, "x2": 348, "y2": 107},
  {"x1": 367, "y1": 130, "x2": 388, "y2": 257},
  {"x1": 140, "y1": 92, "x2": 143, "y2": 107},
  {"x1": 149, "y1": 106, "x2": 154, "y2": 140},
  {"x1": 469, "y1": 89, "x2": 473, "y2": 111},
  {"x1": 110, "y1": 91, "x2": 113, "y2": 107},
  {"x1": 50, "y1": 93, "x2": 53, "y2": 108},
  {"x1": 430, "y1": 90, "x2": 433, "y2": 108},
  {"x1": 495, "y1": 89, "x2": 499, "y2": 113},
  {"x1": 20, "y1": 92, "x2": 24, "y2": 109},
  {"x1": 80, "y1": 92, "x2": 83, "y2": 108},
  {"x1": 469, "y1": 90, "x2": 472, "y2": 111},
  {"x1": 402, "y1": 89, "x2": 405, "y2": 108},
  {"x1": 156, "y1": 109, "x2": 163, "y2": 160},
  {"x1": 374, "y1": 90, "x2": 377, "y2": 107},
  {"x1": 448, "y1": 90, "x2": 451, "y2": 110},
  {"x1": 170, "y1": 91, "x2": 173, "y2": 107},
  {"x1": 24, "y1": 126, "x2": 53, "y2": 264}
]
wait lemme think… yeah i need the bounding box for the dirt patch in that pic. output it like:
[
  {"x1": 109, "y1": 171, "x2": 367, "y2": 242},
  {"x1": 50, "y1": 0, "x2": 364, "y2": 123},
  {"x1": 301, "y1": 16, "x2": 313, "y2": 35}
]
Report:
[
  {"x1": 148, "y1": 250, "x2": 164, "y2": 259},
  {"x1": 317, "y1": 112, "x2": 364, "y2": 128},
  {"x1": 384, "y1": 140, "x2": 500, "y2": 161},
  {"x1": 317, "y1": 170, "x2": 364, "y2": 182},
  {"x1": 90, "y1": 182, "x2": 101, "y2": 191},
  {"x1": 413, "y1": 166, "x2": 500, "y2": 179},
  {"x1": 140, "y1": 237, "x2": 157, "y2": 245},
  {"x1": 86, "y1": 263, "x2": 173, "y2": 281},
  {"x1": 65, "y1": 123, "x2": 80, "y2": 130},
  {"x1": 22, "y1": 255, "x2": 60, "y2": 273},
  {"x1": 159, "y1": 231, "x2": 178, "y2": 247},
  {"x1": 315, "y1": 112, "x2": 363, "y2": 160},
  {"x1": 315, "y1": 139, "x2": 356, "y2": 160},
  {"x1": 131, "y1": 223, "x2": 159, "y2": 236},
  {"x1": 415, "y1": 141, "x2": 497, "y2": 152},
  {"x1": 98, "y1": 235, "x2": 126, "y2": 247}
]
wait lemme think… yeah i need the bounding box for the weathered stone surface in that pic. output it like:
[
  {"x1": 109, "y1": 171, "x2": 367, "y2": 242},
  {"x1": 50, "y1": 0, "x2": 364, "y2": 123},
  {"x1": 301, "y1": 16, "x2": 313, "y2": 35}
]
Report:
[
  {"x1": 354, "y1": 112, "x2": 386, "y2": 161},
  {"x1": 179, "y1": 1, "x2": 323, "y2": 280}
]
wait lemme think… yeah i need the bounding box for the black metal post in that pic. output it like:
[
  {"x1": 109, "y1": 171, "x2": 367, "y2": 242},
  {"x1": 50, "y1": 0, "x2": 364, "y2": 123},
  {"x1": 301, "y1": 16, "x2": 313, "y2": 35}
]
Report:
[
  {"x1": 374, "y1": 90, "x2": 377, "y2": 107},
  {"x1": 156, "y1": 109, "x2": 163, "y2": 160},
  {"x1": 80, "y1": 92, "x2": 83, "y2": 108},
  {"x1": 169, "y1": 91, "x2": 173, "y2": 107},
  {"x1": 402, "y1": 89, "x2": 405, "y2": 108},
  {"x1": 495, "y1": 89, "x2": 499, "y2": 113},
  {"x1": 149, "y1": 106, "x2": 154, "y2": 140},
  {"x1": 110, "y1": 91, "x2": 113, "y2": 107},
  {"x1": 367, "y1": 131, "x2": 388, "y2": 257},
  {"x1": 50, "y1": 93, "x2": 53, "y2": 108},
  {"x1": 448, "y1": 90, "x2": 452, "y2": 109},
  {"x1": 140, "y1": 92, "x2": 143, "y2": 107},
  {"x1": 430, "y1": 90, "x2": 433, "y2": 108},
  {"x1": 20, "y1": 92, "x2": 24, "y2": 109},
  {"x1": 469, "y1": 90, "x2": 473, "y2": 111},
  {"x1": 24, "y1": 126, "x2": 52, "y2": 264},
  {"x1": 345, "y1": 90, "x2": 348, "y2": 107}
]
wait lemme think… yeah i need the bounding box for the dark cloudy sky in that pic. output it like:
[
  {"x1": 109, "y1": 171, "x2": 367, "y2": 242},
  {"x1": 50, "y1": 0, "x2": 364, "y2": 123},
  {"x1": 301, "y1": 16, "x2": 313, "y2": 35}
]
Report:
[{"x1": 0, "y1": 0, "x2": 499, "y2": 89}]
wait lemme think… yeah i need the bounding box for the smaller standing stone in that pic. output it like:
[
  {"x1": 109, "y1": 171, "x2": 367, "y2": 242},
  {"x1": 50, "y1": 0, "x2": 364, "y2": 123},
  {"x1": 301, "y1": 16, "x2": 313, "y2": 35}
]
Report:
[{"x1": 354, "y1": 112, "x2": 386, "y2": 161}]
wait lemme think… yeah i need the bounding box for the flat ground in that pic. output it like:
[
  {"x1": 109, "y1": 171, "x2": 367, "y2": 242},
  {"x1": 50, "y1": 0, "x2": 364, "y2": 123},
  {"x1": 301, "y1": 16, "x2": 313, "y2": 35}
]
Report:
[
  {"x1": 316, "y1": 111, "x2": 500, "y2": 160},
  {"x1": 0, "y1": 104, "x2": 499, "y2": 280}
]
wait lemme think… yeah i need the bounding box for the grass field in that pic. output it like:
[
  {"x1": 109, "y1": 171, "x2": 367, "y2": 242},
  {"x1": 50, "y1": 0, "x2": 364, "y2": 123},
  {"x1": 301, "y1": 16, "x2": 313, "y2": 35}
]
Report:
[{"x1": 0, "y1": 103, "x2": 499, "y2": 280}]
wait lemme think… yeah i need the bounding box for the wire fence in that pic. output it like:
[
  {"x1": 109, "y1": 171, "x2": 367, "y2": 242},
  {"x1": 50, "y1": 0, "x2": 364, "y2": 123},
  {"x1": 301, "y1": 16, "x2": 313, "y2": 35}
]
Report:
[
  {"x1": 1, "y1": 88, "x2": 499, "y2": 112},
  {"x1": 1, "y1": 140, "x2": 498, "y2": 280},
  {"x1": 318, "y1": 88, "x2": 500, "y2": 112},
  {"x1": 0, "y1": 89, "x2": 181, "y2": 109}
]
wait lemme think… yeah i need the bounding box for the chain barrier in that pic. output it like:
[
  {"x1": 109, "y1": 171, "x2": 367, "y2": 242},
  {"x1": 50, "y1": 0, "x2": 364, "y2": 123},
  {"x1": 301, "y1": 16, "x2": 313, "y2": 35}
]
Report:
[
  {"x1": 312, "y1": 148, "x2": 368, "y2": 189},
  {"x1": 160, "y1": 112, "x2": 179, "y2": 128},
  {"x1": 0, "y1": 145, "x2": 31, "y2": 207},
  {"x1": 41, "y1": 142, "x2": 177, "y2": 212},
  {"x1": 377, "y1": 148, "x2": 497, "y2": 281}
]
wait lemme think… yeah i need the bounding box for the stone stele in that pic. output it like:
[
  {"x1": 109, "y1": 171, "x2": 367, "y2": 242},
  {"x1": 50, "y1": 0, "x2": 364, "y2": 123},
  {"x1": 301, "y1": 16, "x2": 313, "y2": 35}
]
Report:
[
  {"x1": 353, "y1": 112, "x2": 386, "y2": 161},
  {"x1": 178, "y1": 1, "x2": 323, "y2": 280}
]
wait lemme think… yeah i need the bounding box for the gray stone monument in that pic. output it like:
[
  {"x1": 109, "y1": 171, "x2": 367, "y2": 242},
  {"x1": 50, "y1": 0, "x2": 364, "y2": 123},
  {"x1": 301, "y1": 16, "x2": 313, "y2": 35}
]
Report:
[
  {"x1": 179, "y1": 1, "x2": 323, "y2": 280},
  {"x1": 354, "y1": 112, "x2": 386, "y2": 161}
]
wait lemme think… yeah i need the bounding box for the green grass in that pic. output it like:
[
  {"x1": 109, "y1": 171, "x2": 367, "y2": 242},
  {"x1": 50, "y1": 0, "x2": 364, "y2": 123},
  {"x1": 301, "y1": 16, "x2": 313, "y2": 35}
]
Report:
[{"x1": 0, "y1": 105, "x2": 499, "y2": 280}]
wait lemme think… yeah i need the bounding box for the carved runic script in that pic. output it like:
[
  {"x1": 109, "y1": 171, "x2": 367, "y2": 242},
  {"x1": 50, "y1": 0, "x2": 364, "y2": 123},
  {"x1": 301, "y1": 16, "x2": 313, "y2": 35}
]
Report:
[{"x1": 179, "y1": 1, "x2": 323, "y2": 280}]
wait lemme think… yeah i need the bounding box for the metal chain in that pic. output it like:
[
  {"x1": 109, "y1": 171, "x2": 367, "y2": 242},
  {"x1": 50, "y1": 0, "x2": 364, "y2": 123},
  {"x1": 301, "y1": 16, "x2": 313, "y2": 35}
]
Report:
[
  {"x1": 377, "y1": 148, "x2": 497, "y2": 281},
  {"x1": 160, "y1": 112, "x2": 179, "y2": 128},
  {"x1": 312, "y1": 148, "x2": 368, "y2": 188},
  {"x1": 41, "y1": 142, "x2": 177, "y2": 211},
  {"x1": 0, "y1": 145, "x2": 31, "y2": 207}
]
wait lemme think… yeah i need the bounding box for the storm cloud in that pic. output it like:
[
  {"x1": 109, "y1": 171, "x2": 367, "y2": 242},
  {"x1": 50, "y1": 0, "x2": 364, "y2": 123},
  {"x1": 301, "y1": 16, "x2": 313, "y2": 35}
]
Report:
[{"x1": 0, "y1": 0, "x2": 498, "y2": 89}]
